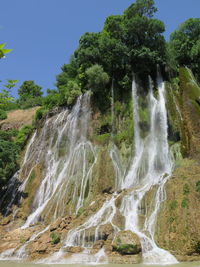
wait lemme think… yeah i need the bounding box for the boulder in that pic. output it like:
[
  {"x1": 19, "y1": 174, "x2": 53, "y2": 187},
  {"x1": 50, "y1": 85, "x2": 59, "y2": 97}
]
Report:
[
  {"x1": 112, "y1": 230, "x2": 141, "y2": 255},
  {"x1": 64, "y1": 246, "x2": 84, "y2": 253}
]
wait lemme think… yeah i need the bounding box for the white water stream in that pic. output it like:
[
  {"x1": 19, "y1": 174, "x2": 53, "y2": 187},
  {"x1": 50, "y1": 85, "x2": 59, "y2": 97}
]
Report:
[
  {"x1": 21, "y1": 93, "x2": 97, "y2": 228},
  {"x1": 120, "y1": 76, "x2": 177, "y2": 264}
]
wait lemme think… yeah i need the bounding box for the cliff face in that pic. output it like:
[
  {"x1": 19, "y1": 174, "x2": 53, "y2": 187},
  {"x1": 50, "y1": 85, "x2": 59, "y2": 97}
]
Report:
[
  {"x1": 156, "y1": 68, "x2": 200, "y2": 260},
  {"x1": 0, "y1": 69, "x2": 200, "y2": 263}
]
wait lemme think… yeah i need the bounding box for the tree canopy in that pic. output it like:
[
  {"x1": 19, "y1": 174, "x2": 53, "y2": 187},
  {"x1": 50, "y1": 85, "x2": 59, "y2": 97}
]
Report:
[
  {"x1": 169, "y1": 18, "x2": 200, "y2": 79},
  {"x1": 18, "y1": 81, "x2": 43, "y2": 108}
]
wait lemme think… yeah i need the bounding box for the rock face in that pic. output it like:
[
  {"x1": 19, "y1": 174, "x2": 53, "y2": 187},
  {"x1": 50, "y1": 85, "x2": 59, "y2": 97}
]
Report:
[
  {"x1": 155, "y1": 68, "x2": 200, "y2": 261},
  {"x1": 156, "y1": 160, "x2": 200, "y2": 260}
]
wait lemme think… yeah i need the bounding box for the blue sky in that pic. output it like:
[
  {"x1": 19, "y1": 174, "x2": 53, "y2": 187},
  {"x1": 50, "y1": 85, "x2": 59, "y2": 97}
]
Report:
[{"x1": 1, "y1": 0, "x2": 200, "y2": 97}]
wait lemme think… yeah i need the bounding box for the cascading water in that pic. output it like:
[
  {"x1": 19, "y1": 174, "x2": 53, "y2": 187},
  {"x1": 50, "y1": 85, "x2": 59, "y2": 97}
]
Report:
[
  {"x1": 55, "y1": 75, "x2": 177, "y2": 264},
  {"x1": 21, "y1": 93, "x2": 97, "y2": 228},
  {"x1": 120, "y1": 75, "x2": 178, "y2": 264},
  {"x1": 0, "y1": 75, "x2": 178, "y2": 264}
]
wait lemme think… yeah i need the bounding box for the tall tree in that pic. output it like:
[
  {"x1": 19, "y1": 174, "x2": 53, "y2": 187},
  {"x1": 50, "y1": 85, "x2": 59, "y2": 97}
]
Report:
[{"x1": 169, "y1": 18, "x2": 200, "y2": 79}]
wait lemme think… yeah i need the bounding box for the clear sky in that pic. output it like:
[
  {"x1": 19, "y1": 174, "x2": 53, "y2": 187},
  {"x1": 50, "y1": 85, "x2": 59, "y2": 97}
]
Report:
[{"x1": 1, "y1": 0, "x2": 200, "y2": 97}]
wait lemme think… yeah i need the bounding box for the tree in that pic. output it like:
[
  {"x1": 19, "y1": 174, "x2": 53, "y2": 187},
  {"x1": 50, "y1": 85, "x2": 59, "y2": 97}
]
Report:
[
  {"x1": 124, "y1": 0, "x2": 157, "y2": 18},
  {"x1": 0, "y1": 80, "x2": 17, "y2": 113},
  {"x1": 169, "y1": 18, "x2": 200, "y2": 79},
  {"x1": 86, "y1": 64, "x2": 109, "y2": 92},
  {"x1": 123, "y1": 1, "x2": 166, "y2": 78},
  {"x1": 18, "y1": 81, "x2": 43, "y2": 108},
  {"x1": 18, "y1": 81, "x2": 43, "y2": 99}
]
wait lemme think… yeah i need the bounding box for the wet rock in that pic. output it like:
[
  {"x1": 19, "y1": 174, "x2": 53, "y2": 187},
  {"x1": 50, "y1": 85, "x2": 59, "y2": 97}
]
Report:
[
  {"x1": 50, "y1": 218, "x2": 62, "y2": 231},
  {"x1": 31, "y1": 242, "x2": 47, "y2": 253},
  {"x1": 112, "y1": 230, "x2": 141, "y2": 255},
  {"x1": 0, "y1": 216, "x2": 11, "y2": 226},
  {"x1": 64, "y1": 246, "x2": 84, "y2": 253},
  {"x1": 112, "y1": 210, "x2": 125, "y2": 230},
  {"x1": 93, "y1": 240, "x2": 104, "y2": 249}
]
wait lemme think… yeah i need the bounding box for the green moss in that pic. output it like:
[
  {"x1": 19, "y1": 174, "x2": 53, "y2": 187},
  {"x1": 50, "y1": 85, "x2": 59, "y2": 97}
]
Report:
[
  {"x1": 183, "y1": 183, "x2": 190, "y2": 195},
  {"x1": 50, "y1": 232, "x2": 60, "y2": 244},
  {"x1": 169, "y1": 200, "x2": 178, "y2": 210},
  {"x1": 94, "y1": 133, "x2": 111, "y2": 145},
  {"x1": 194, "y1": 241, "x2": 200, "y2": 254},
  {"x1": 24, "y1": 170, "x2": 36, "y2": 194},
  {"x1": 77, "y1": 207, "x2": 85, "y2": 217},
  {"x1": 181, "y1": 198, "x2": 189, "y2": 208},
  {"x1": 113, "y1": 244, "x2": 140, "y2": 255},
  {"x1": 196, "y1": 181, "x2": 200, "y2": 193}
]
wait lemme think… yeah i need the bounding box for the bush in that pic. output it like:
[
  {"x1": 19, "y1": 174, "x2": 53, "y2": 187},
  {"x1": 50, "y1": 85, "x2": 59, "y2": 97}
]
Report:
[
  {"x1": 35, "y1": 107, "x2": 49, "y2": 121},
  {"x1": 50, "y1": 232, "x2": 60, "y2": 244},
  {"x1": 43, "y1": 93, "x2": 60, "y2": 109},
  {"x1": 194, "y1": 241, "x2": 200, "y2": 254},
  {"x1": 0, "y1": 109, "x2": 7, "y2": 120},
  {"x1": 0, "y1": 140, "x2": 19, "y2": 187},
  {"x1": 196, "y1": 181, "x2": 200, "y2": 193},
  {"x1": 19, "y1": 97, "x2": 42, "y2": 109},
  {"x1": 15, "y1": 125, "x2": 33, "y2": 149}
]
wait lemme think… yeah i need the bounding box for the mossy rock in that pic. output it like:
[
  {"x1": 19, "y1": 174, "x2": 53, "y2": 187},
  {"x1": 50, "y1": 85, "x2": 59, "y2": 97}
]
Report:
[{"x1": 113, "y1": 244, "x2": 141, "y2": 255}]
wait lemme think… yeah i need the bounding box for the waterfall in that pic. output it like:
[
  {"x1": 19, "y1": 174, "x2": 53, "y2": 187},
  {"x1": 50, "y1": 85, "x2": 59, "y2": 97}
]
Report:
[
  {"x1": 120, "y1": 75, "x2": 177, "y2": 264},
  {"x1": 121, "y1": 77, "x2": 144, "y2": 189},
  {"x1": 57, "y1": 75, "x2": 177, "y2": 264},
  {"x1": 20, "y1": 93, "x2": 97, "y2": 228},
  {"x1": 0, "y1": 75, "x2": 178, "y2": 264}
]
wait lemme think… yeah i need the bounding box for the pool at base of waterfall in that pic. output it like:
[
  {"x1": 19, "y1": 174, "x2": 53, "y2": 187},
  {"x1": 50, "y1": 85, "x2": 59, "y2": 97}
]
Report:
[{"x1": 0, "y1": 262, "x2": 199, "y2": 267}]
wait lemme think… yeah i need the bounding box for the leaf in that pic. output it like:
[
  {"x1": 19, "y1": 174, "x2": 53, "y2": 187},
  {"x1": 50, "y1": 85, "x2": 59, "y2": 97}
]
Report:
[
  {"x1": 1, "y1": 48, "x2": 12, "y2": 54},
  {"x1": 0, "y1": 43, "x2": 5, "y2": 49}
]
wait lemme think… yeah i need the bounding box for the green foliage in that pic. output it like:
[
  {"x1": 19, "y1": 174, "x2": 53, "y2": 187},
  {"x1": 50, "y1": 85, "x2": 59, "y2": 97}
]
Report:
[
  {"x1": 15, "y1": 125, "x2": 33, "y2": 149},
  {"x1": 43, "y1": 90, "x2": 60, "y2": 109},
  {"x1": 0, "y1": 139, "x2": 19, "y2": 187},
  {"x1": 86, "y1": 64, "x2": 109, "y2": 92},
  {"x1": 95, "y1": 133, "x2": 111, "y2": 145},
  {"x1": 59, "y1": 80, "x2": 81, "y2": 106},
  {"x1": 35, "y1": 107, "x2": 49, "y2": 121},
  {"x1": 50, "y1": 232, "x2": 60, "y2": 244},
  {"x1": 0, "y1": 43, "x2": 12, "y2": 59},
  {"x1": 169, "y1": 200, "x2": 178, "y2": 210},
  {"x1": 183, "y1": 183, "x2": 190, "y2": 195},
  {"x1": 196, "y1": 181, "x2": 200, "y2": 193},
  {"x1": 55, "y1": 0, "x2": 166, "y2": 109},
  {"x1": 124, "y1": 0, "x2": 157, "y2": 18},
  {"x1": 194, "y1": 241, "x2": 200, "y2": 254},
  {"x1": 169, "y1": 18, "x2": 200, "y2": 79},
  {"x1": 0, "y1": 80, "x2": 17, "y2": 111},
  {"x1": 18, "y1": 81, "x2": 43, "y2": 108},
  {"x1": 0, "y1": 109, "x2": 7, "y2": 120},
  {"x1": 181, "y1": 198, "x2": 189, "y2": 208}
]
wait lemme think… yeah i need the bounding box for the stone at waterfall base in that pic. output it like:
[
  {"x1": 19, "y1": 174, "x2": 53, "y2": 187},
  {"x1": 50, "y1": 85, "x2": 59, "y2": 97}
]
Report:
[{"x1": 112, "y1": 230, "x2": 141, "y2": 254}]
